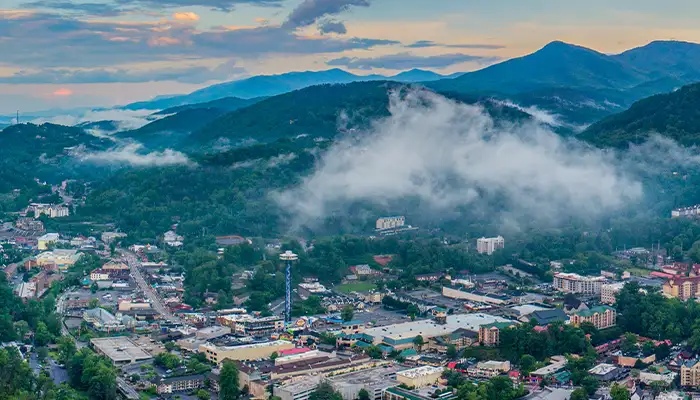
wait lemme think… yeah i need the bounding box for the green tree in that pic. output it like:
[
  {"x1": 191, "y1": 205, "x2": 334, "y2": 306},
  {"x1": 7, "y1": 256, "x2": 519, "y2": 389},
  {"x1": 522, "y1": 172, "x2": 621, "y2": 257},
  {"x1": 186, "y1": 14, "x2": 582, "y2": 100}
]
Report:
[
  {"x1": 611, "y1": 384, "x2": 630, "y2": 400},
  {"x1": 197, "y1": 389, "x2": 212, "y2": 400},
  {"x1": 309, "y1": 382, "x2": 343, "y2": 400},
  {"x1": 13, "y1": 320, "x2": 29, "y2": 340},
  {"x1": 413, "y1": 335, "x2": 425, "y2": 351},
  {"x1": 570, "y1": 388, "x2": 588, "y2": 400},
  {"x1": 366, "y1": 345, "x2": 383, "y2": 359},
  {"x1": 519, "y1": 354, "x2": 536, "y2": 375},
  {"x1": 270, "y1": 352, "x2": 279, "y2": 361},
  {"x1": 358, "y1": 388, "x2": 370, "y2": 400},
  {"x1": 341, "y1": 305, "x2": 354, "y2": 322},
  {"x1": 620, "y1": 333, "x2": 637, "y2": 354},
  {"x1": 220, "y1": 361, "x2": 240, "y2": 400},
  {"x1": 34, "y1": 321, "x2": 52, "y2": 346},
  {"x1": 37, "y1": 346, "x2": 49, "y2": 362},
  {"x1": 57, "y1": 336, "x2": 77, "y2": 364},
  {"x1": 446, "y1": 344, "x2": 458, "y2": 360}
]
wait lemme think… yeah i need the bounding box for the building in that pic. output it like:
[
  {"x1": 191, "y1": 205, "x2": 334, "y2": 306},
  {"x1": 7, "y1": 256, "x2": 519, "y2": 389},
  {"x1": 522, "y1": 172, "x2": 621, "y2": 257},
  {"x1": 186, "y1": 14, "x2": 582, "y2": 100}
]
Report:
[
  {"x1": 199, "y1": 341, "x2": 294, "y2": 364},
  {"x1": 441, "y1": 287, "x2": 511, "y2": 305},
  {"x1": 37, "y1": 233, "x2": 59, "y2": 250},
  {"x1": 476, "y1": 236, "x2": 505, "y2": 255},
  {"x1": 14, "y1": 218, "x2": 44, "y2": 232},
  {"x1": 663, "y1": 276, "x2": 700, "y2": 300},
  {"x1": 552, "y1": 272, "x2": 605, "y2": 294},
  {"x1": 467, "y1": 360, "x2": 511, "y2": 378},
  {"x1": 383, "y1": 387, "x2": 433, "y2": 400},
  {"x1": 362, "y1": 313, "x2": 513, "y2": 351},
  {"x1": 329, "y1": 364, "x2": 401, "y2": 400},
  {"x1": 672, "y1": 205, "x2": 700, "y2": 219},
  {"x1": 216, "y1": 314, "x2": 285, "y2": 336},
  {"x1": 396, "y1": 366, "x2": 442, "y2": 388},
  {"x1": 117, "y1": 301, "x2": 152, "y2": 312},
  {"x1": 35, "y1": 249, "x2": 82, "y2": 270},
  {"x1": 429, "y1": 328, "x2": 479, "y2": 353},
  {"x1": 215, "y1": 235, "x2": 247, "y2": 246},
  {"x1": 90, "y1": 268, "x2": 129, "y2": 281},
  {"x1": 195, "y1": 326, "x2": 232, "y2": 341},
  {"x1": 298, "y1": 282, "x2": 329, "y2": 299},
  {"x1": 349, "y1": 264, "x2": 379, "y2": 277},
  {"x1": 569, "y1": 306, "x2": 617, "y2": 330},
  {"x1": 101, "y1": 232, "x2": 127, "y2": 243},
  {"x1": 376, "y1": 216, "x2": 405, "y2": 231},
  {"x1": 90, "y1": 337, "x2": 153, "y2": 365},
  {"x1": 103, "y1": 262, "x2": 129, "y2": 271},
  {"x1": 601, "y1": 282, "x2": 626, "y2": 304},
  {"x1": 30, "y1": 204, "x2": 69, "y2": 219},
  {"x1": 163, "y1": 231, "x2": 184, "y2": 247},
  {"x1": 681, "y1": 360, "x2": 700, "y2": 387},
  {"x1": 528, "y1": 309, "x2": 568, "y2": 326},
  {"x1": 275, "y1": 376, "x2": 321, "y2": 400},
  {"x1": 15, "y1": 282, "x2": 36, "y2": 299},
  {"x1": 152, "y1": 375, "x2": 204, "y2": 394},
  {"x1": 83, "y1": 308, "x2": 132, "y2": 332},
  {"x1": 588, "y1": 363, "x2": 621, "y2": 381},
  {"x1": 478, "y1": 322, "x2": 517, "y2": 346}
]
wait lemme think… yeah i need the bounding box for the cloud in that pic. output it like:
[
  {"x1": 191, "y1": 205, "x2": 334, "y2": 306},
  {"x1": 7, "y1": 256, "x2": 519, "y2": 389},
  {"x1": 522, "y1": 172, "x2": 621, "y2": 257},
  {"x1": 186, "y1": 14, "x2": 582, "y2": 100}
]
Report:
[
  {"x1": 23, "y1": 0, "x2": 285, "y2": 14},
  {"x1": 275, "y1": 89, "x2": 643, "y2": 229},
  {"x1": 318, "y1": 19, "x2": 347, "y2": 35},
  {"x1": 327, "y1": 52, "x2": 501, "y2": 70},
  {"x1": 53, "y1": 88, "x2": 73, "y2": 96},
  {"x1": 492, "y1": 100, "x2": 563, "y2": 127},
  {"x1": 0, "y1": 60, "x2": 246, "y2": 84},
  {"x1": 77, "y1": 143, "x2": 193, "y2": 166},
  {"x1": 173, "y1": 11, "x2": 200, "y2": 21},
  {"x1": 31, "y1": 108, "x2": 157, "y2": 132},
  {"x1": 406, "y1": 40, "x2": 506, "y2": 49},
  {"x1": 0, "y1": 11, "x2": 397, "y2": 68},
  {"x1": 283, "y1": 0, "x2": 369, "y2": 29}
]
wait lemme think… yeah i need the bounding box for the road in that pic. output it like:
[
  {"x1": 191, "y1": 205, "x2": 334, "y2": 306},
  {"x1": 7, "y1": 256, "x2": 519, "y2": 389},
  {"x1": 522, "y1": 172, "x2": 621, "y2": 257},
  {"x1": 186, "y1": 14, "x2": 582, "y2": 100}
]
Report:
[
  {"x1": 120, "y1": 250, "x2": 180, "y2": 323},
  {"x1": 116, "y1": 377, "x2": 140, "y2": 400}
]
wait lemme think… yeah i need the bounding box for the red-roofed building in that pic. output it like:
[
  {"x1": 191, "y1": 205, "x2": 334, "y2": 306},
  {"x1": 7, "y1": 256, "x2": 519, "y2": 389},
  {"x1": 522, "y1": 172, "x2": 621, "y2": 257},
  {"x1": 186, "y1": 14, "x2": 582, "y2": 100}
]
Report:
[
  {"x1": 650, "y1": 271, "x2": 677, "y2": 280},
  {"x1": 279, "y1": 347, "x2": 311, "y2": 356}
]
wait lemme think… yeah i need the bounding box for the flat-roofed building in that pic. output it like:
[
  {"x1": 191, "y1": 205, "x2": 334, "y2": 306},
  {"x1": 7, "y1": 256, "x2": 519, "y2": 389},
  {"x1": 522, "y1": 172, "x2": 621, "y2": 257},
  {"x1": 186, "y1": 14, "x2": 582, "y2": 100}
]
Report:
[
  {"x1": 362, "y1": 313, "x2": 513, "y2": 350},
  {"x1": 553, "y1": 273, "x2": 605, "y2": 294},
  {"x1": 216, "y1": 314, "x2": 285, "y2": 336},
  {"x1": 396, "y1": 366, "x2": 442, "y2": 388},
  {"x1": 35, "y1": 249, "x2": 81, "y2": 269},
  {"x1": 329, "y1": 364, "x2": 401, "y2": 400},
  {"x1": 467, "y1": 360, "x2": 511, "y2": 378},
  {"x1": 90, "y1": 337, "x2": 153, "y2": 365},
  {"x1": 275, "y1": 376, "x2": 321, "y2": 400},
  {"x1": 441, "y1": 287, "x2": 511, "y2": 305},
  {"x1": 199, "y1": 341, "x2": 294, "y2": 364},
  {"x1": 476, "y1": 236, "x2": 505, "y2": 255},
  {"x1": 152, "y1": 375, "x2": 204, "y2": 394},
  {"x1": 37, "y1": 233, "x2": 59, "y2": 250}
]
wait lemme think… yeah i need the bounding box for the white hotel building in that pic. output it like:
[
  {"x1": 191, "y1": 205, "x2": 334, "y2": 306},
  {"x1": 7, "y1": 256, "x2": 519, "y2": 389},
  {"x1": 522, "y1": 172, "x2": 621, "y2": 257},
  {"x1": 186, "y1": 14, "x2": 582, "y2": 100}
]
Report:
[{"x1": 553, "y1": 272, "x2": 605, "y2": 294}]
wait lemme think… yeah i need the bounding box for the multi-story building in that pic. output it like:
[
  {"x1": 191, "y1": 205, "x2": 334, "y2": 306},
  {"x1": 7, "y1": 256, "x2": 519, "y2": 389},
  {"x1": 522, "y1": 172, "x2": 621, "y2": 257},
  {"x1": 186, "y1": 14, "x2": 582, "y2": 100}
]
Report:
[
  {"x1": 216, "y1": 314, "x2": 285, "y2": 336},
  {"x1": 199, "y1": 341, "x2": 294, "y2": 364},
  {"x1": 37, "y1": 233, "x2": 59, "y2": 250},
  {"x1": 35, "y1": 249, "x2": 82, "y2": 270},
  {"x1": 376, "y1": 216, "x2": 405, "y2": 231},
  {"x1": 476, "y1": 236, "x2": 505, "y2": 255},
  {"x1": 275, "y1": 376, "x2": 321, "y2": 400},
  {"x1": 569, "y1": 306, "x2": 617, "y2": 329},
  {"x1": 478, "y1": 322, "x2": 516, "y2": 346},
  {"x1": 553, "y1": 272, "x2": 605, "y2": 294},
  {"x1": 601, "y1": 282, "x2": 626, "y2": 305},
  {"x1": 90, "y1": 268, "x2": 129, "y2": 281},
  {"x1": 467, "y1": 360, "x2": 511, "y2": 378},
  {"x1": 681, "y1": 360, "x2": 700, "y2": 387},
  {"x1": 663, "y1": 276, "x2": 700, "y2": 300},
  {"x1": 14, "y1": 218, "x2": 44, "y2": 232},
  {"x1": 153, "y1": 375, "x2": 204, "y2": 394},
  {"x1": 396, "y1": 366, "x2": 442, "y2": 388},
  {"x1": 30, "y1": 204, "x2": 70, "y2": 219},
  {"x1": 101, "y1": 232, "x2": 127, "y2": 243},
  {"x1": 672, "y1": 205, "x2": 700, "y2": 219},
  {"x1": 329, "y1": 364, "x2": 400, "y2": 400}
]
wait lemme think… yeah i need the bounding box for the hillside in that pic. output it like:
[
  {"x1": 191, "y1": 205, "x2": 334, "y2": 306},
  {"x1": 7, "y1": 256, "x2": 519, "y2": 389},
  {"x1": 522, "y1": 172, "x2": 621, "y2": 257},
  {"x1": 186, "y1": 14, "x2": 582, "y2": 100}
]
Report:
[
  {"x1": 189, "y1": 81, "x2": 531, "y2": 146},
  {"x1": 613, "y1": 40, "x2": 700, "y2": 80},
  {"x1": 153, "y1": 96, "x2": 263, "y2": 116},
  {"x1": 0, "y1": 123, "x2": 111, "y2": 191},
  {"x1": 581, "y1": 82, "x2": 700, "y2": 148}
]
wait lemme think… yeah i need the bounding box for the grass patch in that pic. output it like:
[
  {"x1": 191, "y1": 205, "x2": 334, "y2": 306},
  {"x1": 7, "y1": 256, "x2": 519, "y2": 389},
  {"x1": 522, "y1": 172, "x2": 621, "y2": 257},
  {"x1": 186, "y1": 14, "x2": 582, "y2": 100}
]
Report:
[
  {"x1": 626, "y1": 267, "x2": 654, "y2": 277},
  {"x1": 335, "y1": 282, "x2": 377, "y2": 293}
]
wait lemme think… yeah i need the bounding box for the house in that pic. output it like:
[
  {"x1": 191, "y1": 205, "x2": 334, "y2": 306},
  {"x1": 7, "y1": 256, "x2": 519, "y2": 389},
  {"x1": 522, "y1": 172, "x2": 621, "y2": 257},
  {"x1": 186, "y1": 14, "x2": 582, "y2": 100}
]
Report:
[{"x1": 163, "y1": 231, "x2": 184, "y2": 247}]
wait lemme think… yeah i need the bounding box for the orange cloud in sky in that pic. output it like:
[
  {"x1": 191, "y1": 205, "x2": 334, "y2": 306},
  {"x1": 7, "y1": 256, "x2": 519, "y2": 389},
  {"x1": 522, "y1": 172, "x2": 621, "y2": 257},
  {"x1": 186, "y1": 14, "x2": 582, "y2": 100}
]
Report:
[
  {"x1": 173, "y1": 12, "x2": 200, "y2": 22},
  {"x1": 53, "y1": 88, "x2": 73, "y2": 96}
]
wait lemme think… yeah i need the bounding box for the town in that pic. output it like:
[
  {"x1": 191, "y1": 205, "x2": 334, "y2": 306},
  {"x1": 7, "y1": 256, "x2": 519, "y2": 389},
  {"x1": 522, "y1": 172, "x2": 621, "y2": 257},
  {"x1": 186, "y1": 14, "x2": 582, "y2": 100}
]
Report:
[{"x1": 2, "y1": 207, "x2": 700, "y2": 400}]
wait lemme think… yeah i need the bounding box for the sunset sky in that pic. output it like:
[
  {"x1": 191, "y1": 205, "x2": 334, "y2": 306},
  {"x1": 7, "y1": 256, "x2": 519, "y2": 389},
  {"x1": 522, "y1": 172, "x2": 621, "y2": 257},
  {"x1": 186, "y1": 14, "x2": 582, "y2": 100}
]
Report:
[{"x1": 2, "y1": 0, "x2": 700, "y2": 112}]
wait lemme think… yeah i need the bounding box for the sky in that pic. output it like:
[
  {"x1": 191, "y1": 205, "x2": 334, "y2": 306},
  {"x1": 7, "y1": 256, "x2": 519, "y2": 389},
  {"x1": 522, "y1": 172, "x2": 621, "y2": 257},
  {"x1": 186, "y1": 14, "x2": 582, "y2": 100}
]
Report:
[{"x1": 2, "y1": 0, "x2": 700, "y2": 112}]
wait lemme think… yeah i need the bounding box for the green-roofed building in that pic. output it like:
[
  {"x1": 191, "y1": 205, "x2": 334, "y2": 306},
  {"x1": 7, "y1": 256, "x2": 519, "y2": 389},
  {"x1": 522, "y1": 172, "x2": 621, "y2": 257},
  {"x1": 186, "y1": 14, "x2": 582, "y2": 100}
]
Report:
[{"x1": 570, "y1": 305, "x2": 617, "y2": 329}]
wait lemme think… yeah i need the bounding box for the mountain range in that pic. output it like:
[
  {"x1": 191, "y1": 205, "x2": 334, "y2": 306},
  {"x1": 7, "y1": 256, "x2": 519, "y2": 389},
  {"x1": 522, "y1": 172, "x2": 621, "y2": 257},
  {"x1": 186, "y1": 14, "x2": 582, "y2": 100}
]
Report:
[{"x1": 122, "y1": 68, "x2": 459, "y2": 111}]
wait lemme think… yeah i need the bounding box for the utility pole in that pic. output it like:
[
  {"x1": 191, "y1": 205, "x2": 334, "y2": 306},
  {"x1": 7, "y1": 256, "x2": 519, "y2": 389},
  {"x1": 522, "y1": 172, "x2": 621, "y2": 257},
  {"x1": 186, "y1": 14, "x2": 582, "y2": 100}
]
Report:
[{"x1": 280, "y1": 250, "x2": 298, "y2": 323}]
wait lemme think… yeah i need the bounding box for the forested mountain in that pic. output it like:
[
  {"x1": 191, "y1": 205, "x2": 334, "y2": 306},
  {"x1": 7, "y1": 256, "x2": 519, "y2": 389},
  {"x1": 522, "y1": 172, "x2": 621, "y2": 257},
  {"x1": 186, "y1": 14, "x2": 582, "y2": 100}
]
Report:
[
  {"x1": 121, "y1": 68, "x2": 454, "y2": 110},
  {"x1": 153, "y1": 96, "x2": 263, "y2": 116},
  {"x1": 190, "y1": 81, "x2": 531, "y2": 146},
  {"x1": 581, "y1": 82, "x2": 700, "y2": 148},
  {"x1": 613, "y1": 40, "x2": 700, "y2": 80}
]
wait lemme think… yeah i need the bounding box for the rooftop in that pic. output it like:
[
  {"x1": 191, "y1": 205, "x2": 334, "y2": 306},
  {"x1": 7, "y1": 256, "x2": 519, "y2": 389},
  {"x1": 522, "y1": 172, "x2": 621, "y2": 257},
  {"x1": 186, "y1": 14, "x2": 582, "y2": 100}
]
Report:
[
  {"x1": 363, "y1": 313, "x2": 512, "y2": 341},
  {"x1": 397, "y1": 366, "x2": 442, "y2": 379},
  {"x1": 90, "y1": 337, "x2": 153, "y2": 363},
  {"x1": 574, "y1": 305, "x2": 615, "y2": 317},
  {"x1": 588, "y1": 363, "x2": 618, "y2": 375}
]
